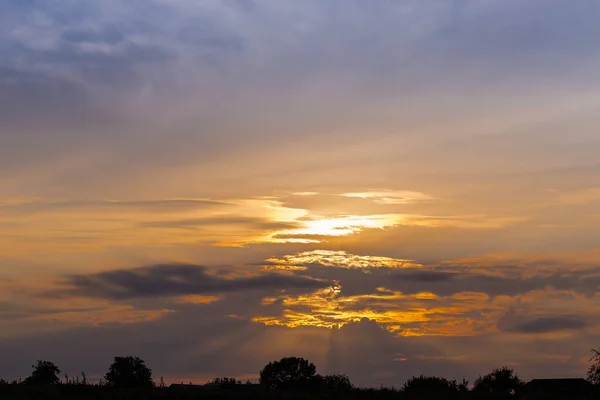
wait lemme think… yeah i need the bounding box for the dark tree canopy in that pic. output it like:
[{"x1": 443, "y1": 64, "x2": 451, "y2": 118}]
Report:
[
  {"x1": 473, "y1": 366, "x2": 524, "y2": 395},
  {"x1": 207, "y1": 377, "x2": 240, "y2": 388},
  {"x1": 104, "y1": 356, "x2": 154, "y2": 388},
  {"x1": 314, "y1": 374, "x2": 354, "y2": 392},
  {"x1": 24, "y1": 361, "x2": 61, "y2": 386},
  {"x1": 587, "y1": 347, "x2": 600, "y2": 384},
  {"x1": 259, "y1": 357, "x2": 316, "y2": 391},
  {"x1": 402, "y1": 375, "x2": 461, "y2": 398}
]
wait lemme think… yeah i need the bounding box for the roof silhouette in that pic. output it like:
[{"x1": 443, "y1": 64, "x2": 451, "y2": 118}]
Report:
[{"x1": 525, "y1": 378, "x2": 592, "y2": 394}]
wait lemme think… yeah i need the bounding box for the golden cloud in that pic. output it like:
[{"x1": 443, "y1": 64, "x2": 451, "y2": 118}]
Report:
[
  {"x1": 253, "y1": 284, "x2": 498, "y2": 336},
  {"x1": 263, "y1": 250, "x2": 422, "y2": 270}
]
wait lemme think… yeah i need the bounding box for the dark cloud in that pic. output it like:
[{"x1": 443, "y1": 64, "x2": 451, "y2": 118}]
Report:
[
  {"x1": 177, "y1": 25, "x2": 242, "y2": 51},
  {"x1": 54, "y1": 263, "x2": 329, "y2": 300},
  {"x1": 0, "y1": 199, "x2": 230, "y2": 214},
  {"x1": 0, "y1": 301, "x2": 103, "y2": 321},
  {"x1": 394, "y1": 270, "x2": 457, "y2": 283},
  {"x1": 61, "y1": 27, "x2": 125, "y2": 45},
  {"x1": 285, "y1": 260, "x2": 600, "y2": 298},
  {"x1": 0, "y1": 69, "x2": 91, "y2": 128},
  {"x1": 0, "y1": 311, "x2": 467, "y2": 388},
  {"x1": 501, "y1": 315, "x2": 588, "y2": 334},
  {"x1": 140, "y1": 216, "x2": 300, "y2": 231},
  {"x1": 325, "y1": 318, "x2": 471, "y2": 388}
]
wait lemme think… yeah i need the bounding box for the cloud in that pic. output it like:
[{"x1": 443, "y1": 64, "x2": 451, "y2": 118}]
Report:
[
  {"x1": 265, "y1": 250, "x2": 600, "y2": 298},
  {"x1": 552, "y1": 187, "x2": 600, "y2": 206},
  {"x1": 139, "y1": 216, "x2": 301, "y2": 231},
  {"x1": 341, "y1": 190, "x2": 435, "y2": 205},
  {"x1": 263, "y1": 250, "x2": 422, "y2": 271},
  {"x1": 53, "y1": 263, "x2": 329, "y2": 300},
  {"x1": 0, "y1": 198, "x2": 230, "y2": 214},
  {"x1": 500, "y1": 315, "x2": 588, "y2": 334},
  {"x1": 393, "y1": 270, "x2": 457, "y2": 283}
]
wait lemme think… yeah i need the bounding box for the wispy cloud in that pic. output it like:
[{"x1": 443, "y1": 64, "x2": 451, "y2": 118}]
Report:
[{"x1": 341, "y1": 190, "x2": 435, "y2": 205}]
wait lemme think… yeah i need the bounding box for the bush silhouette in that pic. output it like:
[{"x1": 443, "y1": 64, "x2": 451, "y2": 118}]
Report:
[
  {"x1": 104, "y1": 356, "x2": 154, "y2": 388},
  {"x1": 587, "y1": 347, "x2": 600, "y2": 384},
  {"x1": 402, "y1": 375, "x2": 461, "y2": 399},
  {"x1": 259, "y1": 357, "x2": 316, "y2": 391},
  {"x1": 207, "y1": 377, "x2": 240, "y2": 388},
  {"x1": 24, "y1": 360, "x2": 61, "y2": 386},
  {"x1": 473, "y1": 366, "x2": 524, "y2": 396},
  {"x1": 311, "y1": 373, "x2": 354, "y2": 392}
]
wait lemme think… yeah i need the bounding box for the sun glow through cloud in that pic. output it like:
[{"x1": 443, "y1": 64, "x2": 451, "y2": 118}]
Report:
[
  {"x1": 263, "y1": 250, "x2": 422, "y2": 270},
  {"x1": 253, "y1": 284, "x2": 493, "y2": 336},
  {"x1": 269, "y1": 214, "x2": 404, "y2": 242}
]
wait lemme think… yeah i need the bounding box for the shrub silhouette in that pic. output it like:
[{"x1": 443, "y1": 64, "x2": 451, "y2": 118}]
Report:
[
  {"x1": 207, "y1": 377, "x2": 240, "y2": 388},
  {"x1": 104, "y1": 356, "x2": 154, "y2": 388},
  {"x1": 587, "y1": 347, "x2": 600, "y2": 384},
  {"x1": 259, "y1": 357, "x2": 316, "y2": 391},
  {"x1": 402, "y1": 375, "x2": 461, "y2": 399},
  {"x1": 305, "y1": 373, "x2": 354, "y2": 392},
  {"x1": 473, "y1": 366, "x2": 524, "y2": 396},
  {"x1": 323, "y1": 374, "x2": 354, "y2": 391},
  {"x1": 24, "y1": 360, "x2": 61, "y2": 386}
]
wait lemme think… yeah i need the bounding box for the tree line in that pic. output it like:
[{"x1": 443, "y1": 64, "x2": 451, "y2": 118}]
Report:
[{"x1": 2, "y1": 349, "x2": 600, "y2": 399}]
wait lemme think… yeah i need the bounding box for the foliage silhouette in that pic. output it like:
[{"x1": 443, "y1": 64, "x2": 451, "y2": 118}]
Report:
[
  {"x1": 587, "y1": 347, "x2": 600, "y2": 384},
  {"x1": 321, "y1": 374, "x2": 354, "y2": 391},
  {"x1": 402, "y1": 375, "x2": 461, "y2": 399},
  {"x1": 259, "y1": 357, "x2": 316, "y2": 391},
  {"x1": 2, "y1": 352, "x2": 600, "y2": 399},
  {"x1": 473, "y1": 366, "x2": 524, "y2": 396},
  {"x1": 207, "y1": 377, "x2": 240, "y2": 388},
  {"x1": 306, "y1": 373, "x2": 354, "y2": 392},
  {"x1": 104, "y1": 356, "x2": 154, "y2": 388},
  {"x1": 24, "y1": 360, "x2": 61, "y2": 386}
]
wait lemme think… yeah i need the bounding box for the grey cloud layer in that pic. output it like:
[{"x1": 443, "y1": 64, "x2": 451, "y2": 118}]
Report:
[
  {"x1": 3, "y1": 0, "x2": 600, "y2": 200},
  {"x1": 284, "y1": 260, "x2": 600, "y2": 299},
  {"x1": 55, "y1": 263, "x2": 329, "y2": 300},
  {"x1": 501, "y1": 315, "x2": 588, "y2": 334},
  {"x1": 4, "y1": 0, "x2": 600, "y2": 129},
  {"x1": 139, "y1": 216, "x2": 301, "y2": 231},
  {"x1": 0, "y1": 199, "x2": 229, "y2": 214}
]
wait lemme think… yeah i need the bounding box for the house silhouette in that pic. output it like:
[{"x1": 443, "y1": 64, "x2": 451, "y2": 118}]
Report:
[{"x1": 524, "y1": 378, "x2": 593, "y2": 398}]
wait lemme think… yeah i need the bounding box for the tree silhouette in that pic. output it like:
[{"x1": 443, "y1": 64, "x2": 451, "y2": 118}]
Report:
[
  {"x1": 207, "y1": 377, "x2": 240, "y2": 388},
  {"x1": 24, "y1": 361, "x2": 61, "y2": 386},
  {"x1": 321, "y1": 374, "x2": 354, "y2": 391},
  {"x1": 473, "y1": 366, "x2": 524, "y2": 396},
  {"x1": 402, "y1": 375, "x2": 460, "y2": 399},
  {"x1": 104, "y1": 356, "x2": 154, "y2": 388},
  {"x1": 588, "y1": 347, "x2": 600, "y2": 384},
  {"x1": 259, "y1": 357, "x2": 316, "y2": 391}
]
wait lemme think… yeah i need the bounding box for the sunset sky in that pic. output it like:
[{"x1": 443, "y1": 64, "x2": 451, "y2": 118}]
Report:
[{"x1": 2, "y1": 0, "x2": 600, "y2": 387}]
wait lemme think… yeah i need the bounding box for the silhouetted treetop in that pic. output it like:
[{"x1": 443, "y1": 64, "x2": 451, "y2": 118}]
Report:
[
  {"x1": 587, "y1": 347, "x2": 600, "y2": 384},
  {"x1": 104, "y1": 356, "x2": 154, "y2": 388},
  {"x1": 473, "y1": 366, "x2": 524, "y2": 395},
  {"x1": 259, "y1": 357, "x2": 316, "y2": 391},
  {"x1": 24, "y1": 361, "x2": 61, "y2": 386},
  {"x1": 402, "y1": 375, "x2": 461, "y2": 398},
  {"x1": 207, "y1": 377, "x2": 240, "y2": 388},
  {"x1": 314, "y1": 373, "x2": 354, "y2": 392}
]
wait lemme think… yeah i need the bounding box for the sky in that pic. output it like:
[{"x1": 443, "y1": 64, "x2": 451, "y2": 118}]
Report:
[{"x1": 2, "y1": 0, "x2": 600, "y2": 387}]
